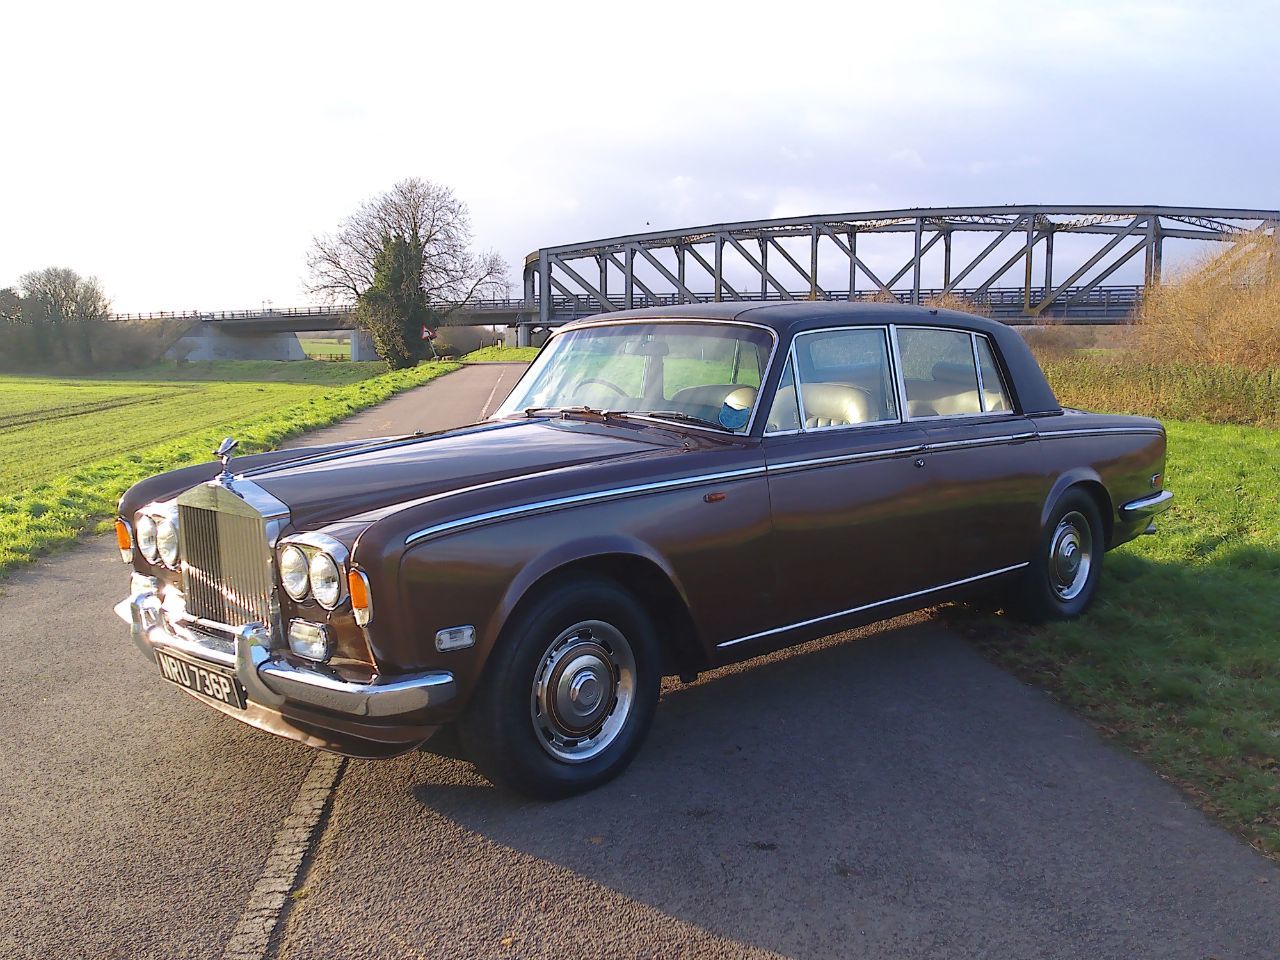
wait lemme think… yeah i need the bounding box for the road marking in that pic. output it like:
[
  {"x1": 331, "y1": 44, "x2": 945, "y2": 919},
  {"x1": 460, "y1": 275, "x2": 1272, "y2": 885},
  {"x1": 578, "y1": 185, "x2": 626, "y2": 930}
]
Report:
[
  {"x1": 221, "y1": 753, "x2": 345, "y2": 960},
  {"x1": 479, "y1": 368, "x2": 508, "y2": 419}
]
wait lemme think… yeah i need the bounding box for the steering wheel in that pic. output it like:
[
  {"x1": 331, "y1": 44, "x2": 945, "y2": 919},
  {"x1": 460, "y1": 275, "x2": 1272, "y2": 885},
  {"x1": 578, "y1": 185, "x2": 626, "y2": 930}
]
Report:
[{"x1": 574, "y1": 377, "x2": 628, "y2": 399}]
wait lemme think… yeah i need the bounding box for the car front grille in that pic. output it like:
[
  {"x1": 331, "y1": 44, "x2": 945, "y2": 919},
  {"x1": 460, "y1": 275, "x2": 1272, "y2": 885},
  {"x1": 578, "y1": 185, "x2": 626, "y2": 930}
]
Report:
[{"x1": 177, "y1": 485, "x2": 274, "y2": 628}]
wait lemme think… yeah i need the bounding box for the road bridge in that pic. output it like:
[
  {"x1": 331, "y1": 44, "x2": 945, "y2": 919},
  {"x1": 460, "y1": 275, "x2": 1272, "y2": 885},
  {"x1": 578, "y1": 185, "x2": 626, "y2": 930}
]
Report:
[{"x1": 114, "y1": 205, "x2": 1277, "y2": 354}]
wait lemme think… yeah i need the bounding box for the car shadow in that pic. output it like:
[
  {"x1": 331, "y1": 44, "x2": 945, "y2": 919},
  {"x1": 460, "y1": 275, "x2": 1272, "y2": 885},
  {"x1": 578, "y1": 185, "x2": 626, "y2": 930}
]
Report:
[{"x1": 404, "y1": 615, "x2": 1280, "y2": 959}]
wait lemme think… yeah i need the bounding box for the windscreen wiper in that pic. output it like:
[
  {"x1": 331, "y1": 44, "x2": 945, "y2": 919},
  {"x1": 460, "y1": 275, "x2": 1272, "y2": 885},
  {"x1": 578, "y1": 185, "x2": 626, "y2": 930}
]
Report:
[
  {"x1": 625, "y1": 410, "x2": 732, "y2": 432},
  {"x1": 523, "y1": 405, "x2": 610, "y2": 420}
]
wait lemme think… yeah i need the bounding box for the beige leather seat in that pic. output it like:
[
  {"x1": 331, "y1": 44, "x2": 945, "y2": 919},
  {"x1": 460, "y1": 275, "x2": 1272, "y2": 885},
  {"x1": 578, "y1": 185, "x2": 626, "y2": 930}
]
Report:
[
  {"x1": 903, "y1": 363, "x2": 983, "y2": 417},
  {"x1": 800, "y1": 383, "x2": 874, "y2": 428}
]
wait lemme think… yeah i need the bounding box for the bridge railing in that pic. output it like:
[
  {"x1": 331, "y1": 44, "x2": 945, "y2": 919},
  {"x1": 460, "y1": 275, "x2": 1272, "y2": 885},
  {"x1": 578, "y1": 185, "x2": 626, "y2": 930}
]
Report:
[
  {"x1": 109, "y1": 284, "x2": 1143, "y2": 325},
  {"x1": 512, "y1": 285, "x2": 1143, "y2": 322}
]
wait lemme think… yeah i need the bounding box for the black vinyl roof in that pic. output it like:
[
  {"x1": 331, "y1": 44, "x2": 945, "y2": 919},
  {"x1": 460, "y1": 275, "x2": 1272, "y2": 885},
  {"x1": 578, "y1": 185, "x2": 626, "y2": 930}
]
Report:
[{"x1": 573, "y1": 300, "x2": 1008, "y2": 336}]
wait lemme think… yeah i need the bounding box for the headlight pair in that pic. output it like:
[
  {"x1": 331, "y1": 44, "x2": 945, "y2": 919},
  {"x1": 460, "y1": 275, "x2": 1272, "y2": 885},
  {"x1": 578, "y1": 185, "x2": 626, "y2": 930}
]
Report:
[
  {"x1": 135, "y1": 509, "x2": 179, "y2": 568},
  {"x1": 278, "y1": 540, "x2": 346, "y2": 609}
]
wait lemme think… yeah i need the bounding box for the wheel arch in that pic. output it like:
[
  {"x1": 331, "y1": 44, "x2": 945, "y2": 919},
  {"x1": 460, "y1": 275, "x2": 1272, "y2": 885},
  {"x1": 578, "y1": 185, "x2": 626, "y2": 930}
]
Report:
[
  {"x1": 1041, "y1": 468, "x2": 1115, "y2": 547},
  {"x1": 484, "y1": 537, "x2": 703, "y2": 678}
]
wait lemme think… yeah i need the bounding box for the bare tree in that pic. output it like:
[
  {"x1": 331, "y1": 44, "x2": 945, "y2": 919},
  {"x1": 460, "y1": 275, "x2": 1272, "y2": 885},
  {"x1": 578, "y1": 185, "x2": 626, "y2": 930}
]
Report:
[
  {"x1": 18, "y1": 267, "x2": 111, "y2": 324},
  {"x1": 306, "y1": 178, "x2": 508, "y2": 311}
]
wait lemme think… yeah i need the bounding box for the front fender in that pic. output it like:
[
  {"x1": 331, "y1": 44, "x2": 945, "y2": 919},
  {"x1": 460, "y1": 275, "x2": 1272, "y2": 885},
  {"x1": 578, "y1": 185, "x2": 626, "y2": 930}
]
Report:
[{"x1": 481, "y1": 533, "x2": 691, "y2": 658}]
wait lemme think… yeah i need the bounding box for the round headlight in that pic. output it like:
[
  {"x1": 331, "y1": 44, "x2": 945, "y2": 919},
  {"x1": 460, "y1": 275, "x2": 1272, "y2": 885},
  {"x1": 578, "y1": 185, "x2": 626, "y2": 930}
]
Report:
[
  {"x1": 308, "y1": 552, "x2": 342, "y2": 608},
  {"x1": 136, "y1": 514, "x2": 158, "y2": 562},
  {"x1": 279, "y1": 545, "x2": 310, "y2": 601},
  {"x1": 156, "y1": 518, "x2": 179, "y2": 568}
]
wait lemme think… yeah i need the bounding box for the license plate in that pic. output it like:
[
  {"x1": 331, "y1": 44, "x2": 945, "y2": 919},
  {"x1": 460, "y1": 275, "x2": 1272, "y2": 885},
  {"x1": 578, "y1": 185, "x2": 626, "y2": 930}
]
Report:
[{"x1": 155, "y1": 648, "x2": 246, "y2": 709}]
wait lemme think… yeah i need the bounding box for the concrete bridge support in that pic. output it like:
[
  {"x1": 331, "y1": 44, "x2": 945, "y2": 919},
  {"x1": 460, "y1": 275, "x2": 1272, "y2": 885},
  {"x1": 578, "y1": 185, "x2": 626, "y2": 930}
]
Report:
[
  {"x1": 350, "y1": 330, "x2": 378, "y2": 361},
  {"x1": 166, "y1": 324, "x2": 306, "y2": 361}
]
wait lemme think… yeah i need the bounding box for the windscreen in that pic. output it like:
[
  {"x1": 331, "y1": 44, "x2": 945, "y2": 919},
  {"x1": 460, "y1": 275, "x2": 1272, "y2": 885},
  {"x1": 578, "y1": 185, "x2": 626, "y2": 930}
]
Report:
[{"x1": 494, "y1": 322, "x2": 775, "y2": 433}]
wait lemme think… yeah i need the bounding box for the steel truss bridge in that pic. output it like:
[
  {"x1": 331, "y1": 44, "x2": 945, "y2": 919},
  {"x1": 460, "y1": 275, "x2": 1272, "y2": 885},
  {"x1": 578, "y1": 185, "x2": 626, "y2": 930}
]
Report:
[
  {"x1": 518, "y1": 205, "x2": 1277, "y2": 342},
  {"x1": 113, "y1": 206, "x2": 1277, "y2": 346}
]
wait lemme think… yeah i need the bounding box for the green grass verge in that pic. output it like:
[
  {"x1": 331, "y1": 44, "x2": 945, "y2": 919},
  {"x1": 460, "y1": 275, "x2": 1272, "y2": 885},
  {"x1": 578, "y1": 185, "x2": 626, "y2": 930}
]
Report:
[
  {"x1": 0, "y1": 361, "x2": 459, "y2": 576},
  {"x1": 461, "y1": 345, "x2": 540, "y2": 362},
  {"x1": 1039, "y1": 355, "x2": 1280, "y2": 428},
  {"x1": 966, "y1": 419, "x2": 1280, "y2": 856}
]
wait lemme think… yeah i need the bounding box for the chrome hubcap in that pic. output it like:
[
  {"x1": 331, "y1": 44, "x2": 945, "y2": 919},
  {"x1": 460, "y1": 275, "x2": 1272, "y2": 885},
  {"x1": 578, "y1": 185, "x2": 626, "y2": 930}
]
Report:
[
  {"x1": 1049, "y1": 511, "x2": 1093, "y2": 601},
  {"x1": 531, "y1": 620, "x2": 636, "y2": 763}
]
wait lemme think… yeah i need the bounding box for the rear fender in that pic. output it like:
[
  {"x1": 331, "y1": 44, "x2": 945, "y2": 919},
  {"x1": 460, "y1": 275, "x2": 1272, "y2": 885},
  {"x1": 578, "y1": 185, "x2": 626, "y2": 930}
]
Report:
[{"x1": 1040, "y1": 467, "x2": 1114, "y2": 542}]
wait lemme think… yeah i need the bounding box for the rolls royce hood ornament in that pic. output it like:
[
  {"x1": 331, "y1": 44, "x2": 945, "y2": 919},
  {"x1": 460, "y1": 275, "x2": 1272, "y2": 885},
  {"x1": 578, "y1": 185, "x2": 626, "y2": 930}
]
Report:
[{"x1": 215, "y1": 436, "x2": 239, "y2": 483}]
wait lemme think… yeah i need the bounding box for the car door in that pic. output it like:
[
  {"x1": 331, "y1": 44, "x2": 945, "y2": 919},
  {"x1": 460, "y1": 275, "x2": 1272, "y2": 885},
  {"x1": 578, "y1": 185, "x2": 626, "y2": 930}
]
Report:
[
  {"x1": 759, "y1": 326, "x2": 932, "y2": 633},
  {"x1": 891, "y1": 325, "x2": 1043, "y2": 585}
]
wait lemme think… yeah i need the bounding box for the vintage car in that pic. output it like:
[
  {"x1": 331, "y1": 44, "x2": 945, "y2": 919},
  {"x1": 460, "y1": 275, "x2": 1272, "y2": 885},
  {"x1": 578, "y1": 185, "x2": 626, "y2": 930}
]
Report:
[{"x1": 115, "y1": 302, "x2": 1172, "y2": 797}]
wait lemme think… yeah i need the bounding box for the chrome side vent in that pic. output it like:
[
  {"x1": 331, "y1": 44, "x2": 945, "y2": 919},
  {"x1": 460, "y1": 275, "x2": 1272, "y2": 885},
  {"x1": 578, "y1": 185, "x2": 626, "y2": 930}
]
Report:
[{"x1": 177, "y1": 483, "x2": 274, "y2": 628}]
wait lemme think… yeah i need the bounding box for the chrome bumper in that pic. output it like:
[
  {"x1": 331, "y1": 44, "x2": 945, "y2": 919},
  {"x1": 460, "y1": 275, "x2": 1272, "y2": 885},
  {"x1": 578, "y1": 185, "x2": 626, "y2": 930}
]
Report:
[
  {"x1": 115, "y1": 582, "x2": 455, "y2": 718},
  {"x1": 1119, "y1": 489, "x2": 1174, "y2": 522}
]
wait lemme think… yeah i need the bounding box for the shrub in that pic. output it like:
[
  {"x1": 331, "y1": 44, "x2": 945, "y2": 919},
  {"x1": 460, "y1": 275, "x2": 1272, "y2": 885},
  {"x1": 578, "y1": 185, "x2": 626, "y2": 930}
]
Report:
[{"x1": 1134, "y1": 234, "x2": 1280, "y2": 372}]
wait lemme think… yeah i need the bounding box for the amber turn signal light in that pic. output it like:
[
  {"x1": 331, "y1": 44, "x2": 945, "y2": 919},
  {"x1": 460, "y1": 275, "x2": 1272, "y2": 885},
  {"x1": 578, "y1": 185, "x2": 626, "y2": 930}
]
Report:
[
  {"x1": 348, "y1": 568, "x2": 372, "y2": 626},
  {"x1": 114, "y1": 518, "x2": 133, "y2": 564}
]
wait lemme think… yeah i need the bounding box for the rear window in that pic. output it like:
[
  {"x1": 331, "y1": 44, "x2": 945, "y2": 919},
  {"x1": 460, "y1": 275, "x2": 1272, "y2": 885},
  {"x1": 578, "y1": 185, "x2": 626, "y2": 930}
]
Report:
[{"x1": 896, "y1": 328, "x2": 982, "y2": 418}]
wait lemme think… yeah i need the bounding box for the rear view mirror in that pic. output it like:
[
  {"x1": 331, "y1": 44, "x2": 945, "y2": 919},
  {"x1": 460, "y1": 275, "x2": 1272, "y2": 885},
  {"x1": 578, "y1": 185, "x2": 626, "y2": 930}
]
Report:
[{"x1": 625, "y1": 340, "x2": 670, "y2": 357}]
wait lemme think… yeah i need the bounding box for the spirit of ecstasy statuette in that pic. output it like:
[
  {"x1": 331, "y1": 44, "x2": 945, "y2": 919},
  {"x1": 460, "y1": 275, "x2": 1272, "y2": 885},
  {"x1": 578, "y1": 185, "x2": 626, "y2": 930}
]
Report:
[{"x1": 215, "y1": 436, "x2": 238, "y2": 484}]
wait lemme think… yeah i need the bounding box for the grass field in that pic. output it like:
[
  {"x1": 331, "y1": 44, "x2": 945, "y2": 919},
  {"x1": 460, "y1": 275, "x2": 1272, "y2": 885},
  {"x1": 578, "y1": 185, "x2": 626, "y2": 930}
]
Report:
[
  {"x1": 0, "y1": 360, "x2": 459, "y2": 575},
  {"x1": 462, "y1": 345, "x2": 541, "y2": 362},
  {"x1": 298, "y1": 336, "x2": 350, "y2": 359},
  {"x1": 95, "y1": 359, "x2": 385, "y2": 384}
]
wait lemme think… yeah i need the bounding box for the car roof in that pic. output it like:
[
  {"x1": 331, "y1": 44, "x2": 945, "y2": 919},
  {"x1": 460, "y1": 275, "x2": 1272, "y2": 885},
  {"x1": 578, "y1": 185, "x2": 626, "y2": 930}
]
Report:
[{"x1": 563, "y1": 300, "x2": 1012, "y2": 339}]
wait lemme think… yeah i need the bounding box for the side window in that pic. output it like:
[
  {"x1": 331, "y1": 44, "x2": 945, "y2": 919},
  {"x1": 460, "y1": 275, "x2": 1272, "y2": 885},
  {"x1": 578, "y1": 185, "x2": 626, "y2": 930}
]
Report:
[
  {"x1": 896, "y1": 328, "x2": 982, "y2": 418},
  {"x1": 975, "y1": 336, "x2": 1011, "y2": 412},
  {"x1": 794, "y1": 328, "x2": 897, "y2": 428},
  {"x1": 765, "y1": 358, "x2": 801, "y2": 432}
]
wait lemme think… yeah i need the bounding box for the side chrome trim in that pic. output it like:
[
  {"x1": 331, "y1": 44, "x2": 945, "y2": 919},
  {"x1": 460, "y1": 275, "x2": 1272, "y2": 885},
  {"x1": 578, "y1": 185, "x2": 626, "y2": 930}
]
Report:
[
  {"x1": 1119, "y1": 489, "x2": 1174, "y2": 520},
  {"x1": 767, "y1": 442, "x2": 927, "y2": 475},
  {"x1": 925, "y1": 431, "x2": 1037, "y2": 452},
  {"x1": 404, "y1": 465, "x2": 769, "y2": 546},
  {"x1": 717, "y1": 562, "x2": 1030, "y2": 648},
  {"x1": 1039, "y1": 427, "x2": 1165, "y2": 439}
]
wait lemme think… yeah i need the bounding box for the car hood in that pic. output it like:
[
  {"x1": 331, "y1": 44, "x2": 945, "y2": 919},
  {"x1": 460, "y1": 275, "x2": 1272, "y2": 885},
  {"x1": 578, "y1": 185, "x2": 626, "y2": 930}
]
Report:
[{"x1": 246, "y1": 418, "x2": 677, "y2": 529}]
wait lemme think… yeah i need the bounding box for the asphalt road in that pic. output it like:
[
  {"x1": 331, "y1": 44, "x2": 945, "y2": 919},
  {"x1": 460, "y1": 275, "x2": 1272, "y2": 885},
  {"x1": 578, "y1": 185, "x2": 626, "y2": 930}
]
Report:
[{"x1": 3, "y1": 360, "x2": 1278, "y2": 960}]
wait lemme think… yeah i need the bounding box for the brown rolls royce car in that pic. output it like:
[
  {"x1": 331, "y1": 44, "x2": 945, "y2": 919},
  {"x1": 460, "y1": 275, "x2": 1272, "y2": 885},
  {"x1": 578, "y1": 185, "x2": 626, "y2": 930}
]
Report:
[{"x1": 115, "y1": 302, "x2": 1172, "y2": 797}]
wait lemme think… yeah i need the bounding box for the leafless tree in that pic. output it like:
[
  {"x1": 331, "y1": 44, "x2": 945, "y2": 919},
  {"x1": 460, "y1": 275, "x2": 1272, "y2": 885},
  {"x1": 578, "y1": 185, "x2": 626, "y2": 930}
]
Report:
[
  {"x1": 17, "y1": 267, "x2": 111, "y2": 324},
  {"x1": 306, "y1": 178, "x2": 509, "y2": 311}
]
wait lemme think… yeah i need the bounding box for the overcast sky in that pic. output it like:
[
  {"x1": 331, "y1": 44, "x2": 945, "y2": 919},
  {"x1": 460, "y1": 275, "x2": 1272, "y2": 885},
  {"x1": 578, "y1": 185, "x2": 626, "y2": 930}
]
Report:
[{"x1": 3, "y1": 1, "x2": 1277, "y2": 312}]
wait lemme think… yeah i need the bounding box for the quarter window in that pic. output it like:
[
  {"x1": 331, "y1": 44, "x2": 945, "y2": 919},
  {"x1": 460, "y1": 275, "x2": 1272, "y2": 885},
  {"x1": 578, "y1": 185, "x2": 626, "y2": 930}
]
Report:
[{"x1": 896, "y1": 328, "x2": 983, "y2": 418}]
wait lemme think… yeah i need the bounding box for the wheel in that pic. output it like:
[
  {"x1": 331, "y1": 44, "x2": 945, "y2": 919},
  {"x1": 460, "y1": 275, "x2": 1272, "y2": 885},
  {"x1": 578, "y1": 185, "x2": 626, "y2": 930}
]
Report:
[
  {"x1": 1010, "y1": 489, "x2": 1105, "y2": 623},
  {"x1": 457, "y1": 578, "x2": 661, "y2": 799}
]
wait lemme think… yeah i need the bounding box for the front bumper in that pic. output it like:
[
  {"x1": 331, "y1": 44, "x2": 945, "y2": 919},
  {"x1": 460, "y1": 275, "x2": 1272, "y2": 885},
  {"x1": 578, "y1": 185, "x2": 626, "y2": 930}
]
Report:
[{"x1": 117, "y1": 581, "x2": 455, "y2": 746}]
